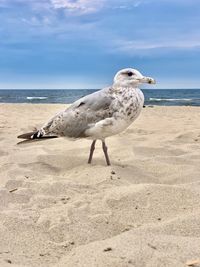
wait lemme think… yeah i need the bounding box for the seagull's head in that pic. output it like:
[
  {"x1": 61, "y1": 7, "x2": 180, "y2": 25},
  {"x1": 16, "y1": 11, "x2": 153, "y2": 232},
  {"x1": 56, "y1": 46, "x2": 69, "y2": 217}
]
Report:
[{"x1": 114, "y1": 68, "x2": 156, "y2": 87}]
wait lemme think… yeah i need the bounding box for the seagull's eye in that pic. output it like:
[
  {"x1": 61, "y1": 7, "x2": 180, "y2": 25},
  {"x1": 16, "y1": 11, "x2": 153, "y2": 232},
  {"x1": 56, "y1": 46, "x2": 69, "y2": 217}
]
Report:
[{"x1": 127, "y1": 72, "x2": 133, "y2": 77}]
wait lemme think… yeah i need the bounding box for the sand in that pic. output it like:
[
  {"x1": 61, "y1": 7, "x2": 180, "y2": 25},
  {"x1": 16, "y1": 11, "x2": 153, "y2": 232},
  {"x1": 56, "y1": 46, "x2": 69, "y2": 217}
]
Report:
[{"x1": 0, "y1": 104, "x2": 200, "y2": 267}]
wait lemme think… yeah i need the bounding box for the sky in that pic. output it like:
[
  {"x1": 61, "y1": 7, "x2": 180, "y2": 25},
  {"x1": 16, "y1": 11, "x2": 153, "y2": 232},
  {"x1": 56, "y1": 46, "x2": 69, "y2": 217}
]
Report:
[{"x1": 0, "y1": 0, "x2": 200, "y2": 89}]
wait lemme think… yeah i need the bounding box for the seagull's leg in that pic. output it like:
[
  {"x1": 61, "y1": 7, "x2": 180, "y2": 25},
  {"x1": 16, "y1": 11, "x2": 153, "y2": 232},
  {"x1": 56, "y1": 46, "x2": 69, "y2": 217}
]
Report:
[
  {"x1": 88, "y1": 140, "x2": 96, "y2": 164},
  {"x1": 102, "y1": 141, "x2": 111, "y2": 166}
]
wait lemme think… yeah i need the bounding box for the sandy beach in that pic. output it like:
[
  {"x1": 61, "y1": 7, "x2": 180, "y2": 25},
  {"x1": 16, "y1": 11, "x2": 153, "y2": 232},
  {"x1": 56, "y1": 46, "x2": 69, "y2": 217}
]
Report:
[{"x1": 0, "y1": 104, "x2": 200, "y2": 267}]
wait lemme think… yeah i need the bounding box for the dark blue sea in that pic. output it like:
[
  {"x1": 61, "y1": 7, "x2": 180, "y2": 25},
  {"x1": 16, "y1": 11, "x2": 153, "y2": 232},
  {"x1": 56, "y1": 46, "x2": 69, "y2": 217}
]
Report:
[{"x1": 0, "y1": 89, "x2": 200, "y2": 106}]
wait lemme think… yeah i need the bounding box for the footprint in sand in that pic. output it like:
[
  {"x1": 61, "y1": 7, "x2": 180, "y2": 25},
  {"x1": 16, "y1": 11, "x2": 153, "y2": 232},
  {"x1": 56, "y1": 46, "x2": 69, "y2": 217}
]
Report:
[
  {"x1": 174, "y1": 131, "x2": 200, "y2": 143},
  {"x1": 0, "y1": 150, "x2": 8, "y2": 156}
]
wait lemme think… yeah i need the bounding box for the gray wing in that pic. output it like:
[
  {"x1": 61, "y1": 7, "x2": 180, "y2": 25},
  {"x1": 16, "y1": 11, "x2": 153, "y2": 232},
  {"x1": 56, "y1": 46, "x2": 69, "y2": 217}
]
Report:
[{"x1": 41, "y1": 87, "x2": 115, "y2": 138}]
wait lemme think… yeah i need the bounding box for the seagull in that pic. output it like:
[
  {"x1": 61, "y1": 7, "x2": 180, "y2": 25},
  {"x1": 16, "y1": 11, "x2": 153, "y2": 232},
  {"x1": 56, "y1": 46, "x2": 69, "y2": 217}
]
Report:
[{"x1": 18, "y1": 68, "x2": 156, "y2": 165}]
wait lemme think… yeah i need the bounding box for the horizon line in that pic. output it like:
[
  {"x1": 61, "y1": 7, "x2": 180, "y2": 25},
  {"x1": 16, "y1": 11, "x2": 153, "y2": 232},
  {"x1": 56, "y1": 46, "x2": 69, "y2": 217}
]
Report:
[{"x1": 0, "y1": 88, "x2": 200, "y2": 90}]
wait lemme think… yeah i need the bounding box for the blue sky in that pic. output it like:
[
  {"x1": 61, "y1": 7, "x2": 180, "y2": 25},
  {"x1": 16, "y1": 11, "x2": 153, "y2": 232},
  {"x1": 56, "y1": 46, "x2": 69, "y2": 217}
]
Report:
[{"x1": 0, "y1": 0, "x2": 200, "y2": 89}]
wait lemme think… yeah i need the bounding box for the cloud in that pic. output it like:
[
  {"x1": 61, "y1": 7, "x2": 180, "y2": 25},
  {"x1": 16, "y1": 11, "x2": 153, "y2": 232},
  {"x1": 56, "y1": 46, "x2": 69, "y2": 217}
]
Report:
[
  {"x1": 49, "y1": 0, "x2": 146, "y2": 13},
  {"x1": 106, "y1": 37, "x2": 200, "y2": 58},
  {"x1": 112, "y1": 1, "x2": 141, "y2": 10},
  {"x1": 50, "y1": 0, "x2": 105, "y2": 14},
  {"x1": 116, "y1": 38, "x2": 200, "y2": 52},
  {"x1": 21, "y1": 16, "x2": 51, "y2": 27},
  {"x1": 0, "y1": 0, "x2": 51, "y2": 10},
  {"x1": 0, "y1": 0, "x2": 144, "y2": 15}
]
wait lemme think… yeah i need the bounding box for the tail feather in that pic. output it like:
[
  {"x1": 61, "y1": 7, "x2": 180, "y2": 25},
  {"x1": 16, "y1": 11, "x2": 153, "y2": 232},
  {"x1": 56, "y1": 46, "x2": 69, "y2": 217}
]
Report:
[
  {"x1": 17, "y1": 138, "x2": 52, "y2": 145},
  {"x1": 17, "y1": 131, "x2": 38, "y2": 139},
  {"x1": 17, "y1": 130, "x2": 58, "y2": 142}
]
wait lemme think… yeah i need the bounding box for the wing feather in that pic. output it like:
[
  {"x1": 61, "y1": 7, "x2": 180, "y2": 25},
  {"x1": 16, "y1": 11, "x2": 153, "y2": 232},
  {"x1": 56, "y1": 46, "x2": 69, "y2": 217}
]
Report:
[{"x1": 42, "y1": 87, "x2": 115, "y2": 138}]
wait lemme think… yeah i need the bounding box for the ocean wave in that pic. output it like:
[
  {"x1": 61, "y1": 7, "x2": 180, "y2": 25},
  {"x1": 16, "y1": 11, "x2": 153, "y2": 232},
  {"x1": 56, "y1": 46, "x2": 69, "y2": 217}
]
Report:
[
  {"x1": 26, "y1": 96, "x2": 48, "y2": 100},
  {"x1": 149, "y1": 98, "x2": 194, "y2": 102}
]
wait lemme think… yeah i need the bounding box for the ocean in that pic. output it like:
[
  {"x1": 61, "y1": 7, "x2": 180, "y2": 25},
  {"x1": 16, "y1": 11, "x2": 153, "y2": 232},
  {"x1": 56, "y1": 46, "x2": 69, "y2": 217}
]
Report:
[{"x1": 0, "y1": 89, "x2": 200, "y2": 106}]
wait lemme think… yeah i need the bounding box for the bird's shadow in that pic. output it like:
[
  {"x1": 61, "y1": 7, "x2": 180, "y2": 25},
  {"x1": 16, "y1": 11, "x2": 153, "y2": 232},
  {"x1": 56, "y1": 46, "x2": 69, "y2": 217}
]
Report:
[
  {"x1": 18, "y1": 151, "x2": 115, "y2": 175},
  {"x1": 16, "y1": 139, "x2": 122, "y2": 173}
]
